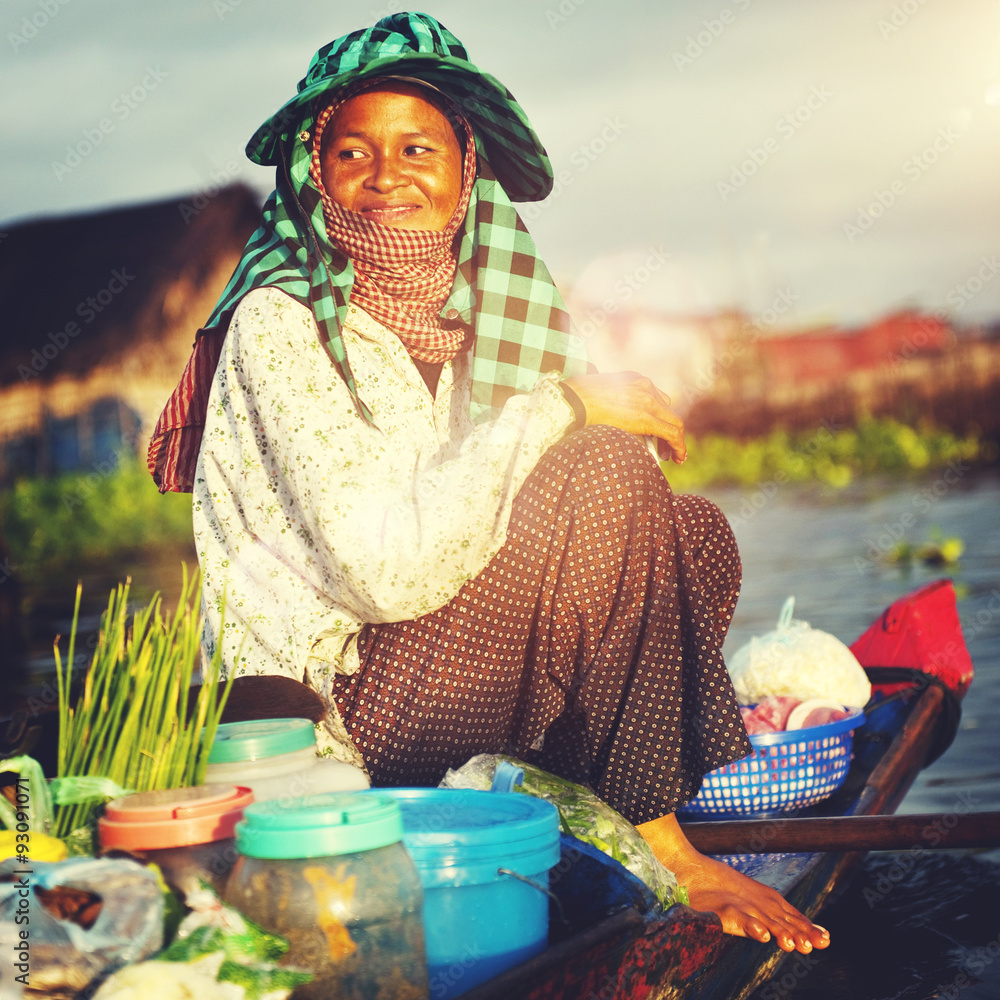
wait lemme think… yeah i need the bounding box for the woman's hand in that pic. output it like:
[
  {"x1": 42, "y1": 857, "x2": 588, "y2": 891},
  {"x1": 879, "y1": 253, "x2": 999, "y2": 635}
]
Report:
[{"x1": 561, "y1": 372, "x2": 687, "y2": 464}]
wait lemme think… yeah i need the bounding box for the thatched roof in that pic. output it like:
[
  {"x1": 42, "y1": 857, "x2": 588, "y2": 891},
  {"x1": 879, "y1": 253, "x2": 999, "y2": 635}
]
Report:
[{"x1": 0, "y1": 184, "x2": 261, "y2": 387}]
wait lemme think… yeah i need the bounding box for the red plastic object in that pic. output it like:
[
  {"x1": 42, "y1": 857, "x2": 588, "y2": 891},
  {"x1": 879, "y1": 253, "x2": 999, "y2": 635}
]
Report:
[
  {"x1": 98, "y1": 785, "x2": 254, "y2": 851},
  {"x1": 849, "y1": 579, "x2": 974, "y2": 697}
]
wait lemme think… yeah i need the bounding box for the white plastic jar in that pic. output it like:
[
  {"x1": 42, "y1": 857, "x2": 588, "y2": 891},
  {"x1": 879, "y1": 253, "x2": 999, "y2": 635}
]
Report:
[{"x1": 204, "y1": 717, "x2": 369, "y2": 803}]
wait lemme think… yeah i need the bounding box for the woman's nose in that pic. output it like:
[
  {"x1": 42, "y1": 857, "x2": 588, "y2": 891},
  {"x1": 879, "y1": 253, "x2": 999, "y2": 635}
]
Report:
[{"x1": 367, "y1": 153, "x2": 408, "y2": 192}]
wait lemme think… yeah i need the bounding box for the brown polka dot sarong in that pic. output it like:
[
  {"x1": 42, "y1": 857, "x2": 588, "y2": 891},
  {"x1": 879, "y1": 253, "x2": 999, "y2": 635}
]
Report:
[{"x1": 335, "y1": 426, "x2": 752, "y2": 825}]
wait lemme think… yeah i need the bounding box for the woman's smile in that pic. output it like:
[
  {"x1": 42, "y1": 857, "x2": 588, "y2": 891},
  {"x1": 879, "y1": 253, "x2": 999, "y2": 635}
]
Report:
[
  {"x1": 357, "y1": 201, "x2": 423, "y2": 222},
  {"x1": 320, "y1": 82, "x2": 464, "y2": 232}
]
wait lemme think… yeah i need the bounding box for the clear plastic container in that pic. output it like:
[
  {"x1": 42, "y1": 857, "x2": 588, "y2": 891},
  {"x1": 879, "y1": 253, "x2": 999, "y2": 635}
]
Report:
[
  {"x1": 97, "y1": 785, "x2": 254, "y2": 896},
  {"x1": 204, "y1": 717, "x2": 369, "y2": 802},
  {"x1": 224, "y1": 792, "x2": 427, "y2": 1000}
]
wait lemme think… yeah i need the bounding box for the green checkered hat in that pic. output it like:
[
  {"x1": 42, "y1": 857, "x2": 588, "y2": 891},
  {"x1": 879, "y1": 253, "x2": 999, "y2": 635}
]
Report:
[{"x1": 248, "y1": 12, "x2": 553, "y2": 202}]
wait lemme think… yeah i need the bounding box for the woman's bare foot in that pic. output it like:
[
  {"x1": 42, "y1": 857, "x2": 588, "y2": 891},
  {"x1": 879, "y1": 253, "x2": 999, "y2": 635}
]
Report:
[{"x1": 637, "y1": 813, "x2": 831, "y2": 954}]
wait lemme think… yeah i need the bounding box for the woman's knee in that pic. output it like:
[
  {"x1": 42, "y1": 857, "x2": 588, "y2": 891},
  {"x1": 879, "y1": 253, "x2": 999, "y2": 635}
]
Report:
[
  {"x1": 673, "y1": 493, "x2": 742, "y2": 612},
  {"x1": 547, "y1": 425, "x2": 667, "y2": 492}
]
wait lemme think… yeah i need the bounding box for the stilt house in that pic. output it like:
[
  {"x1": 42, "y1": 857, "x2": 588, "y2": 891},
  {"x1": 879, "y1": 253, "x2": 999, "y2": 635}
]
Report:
[{"x1": 0, "y1": 185, "x2": 260, "y2": 485}]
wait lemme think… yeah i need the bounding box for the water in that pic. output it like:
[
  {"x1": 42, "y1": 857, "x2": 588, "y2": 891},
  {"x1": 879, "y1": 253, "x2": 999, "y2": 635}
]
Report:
[{"x1": 709, "y1": 467, "x2": 1000, "y2": 1000}]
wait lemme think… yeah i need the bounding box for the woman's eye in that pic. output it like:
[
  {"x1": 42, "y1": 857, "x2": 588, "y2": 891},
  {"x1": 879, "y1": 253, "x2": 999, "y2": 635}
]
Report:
[
  {"x1": 404, "y1": 145, "x2": 433, "y2": 156},
  {"x1": 337, "y1": 148, "x2": 364, "y2": 160}
]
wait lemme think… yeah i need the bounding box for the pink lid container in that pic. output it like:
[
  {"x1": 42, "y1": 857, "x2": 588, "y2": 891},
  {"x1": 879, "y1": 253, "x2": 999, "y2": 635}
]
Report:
[{"x1": 98, "y1": 784, "x2": 254, "y2": 851}]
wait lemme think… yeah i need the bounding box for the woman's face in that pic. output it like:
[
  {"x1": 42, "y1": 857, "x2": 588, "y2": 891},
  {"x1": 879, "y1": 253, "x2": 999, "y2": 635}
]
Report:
[{"x1": 320, "y1": 82, "x2": 463, "y2": 232}]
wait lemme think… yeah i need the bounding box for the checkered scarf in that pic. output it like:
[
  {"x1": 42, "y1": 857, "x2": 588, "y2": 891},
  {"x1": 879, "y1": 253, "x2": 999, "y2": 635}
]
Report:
[{"x1": 148, "y1": 13, "x2": 591, "y2": 493}]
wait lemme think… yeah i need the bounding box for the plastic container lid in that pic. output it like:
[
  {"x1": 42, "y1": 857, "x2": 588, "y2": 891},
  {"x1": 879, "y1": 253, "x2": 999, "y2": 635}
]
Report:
[
  {"x1": 207, "y1": 717, "x2": 316, "y2": 763},
  {"x1": 98, "y1": 785, "x2": 254, "y2": 851},
  {"x1": 235, "y1": 792, "x2": 404, "y2": 859},
  {"x1": 371, "y1": 788, "x2": 561, "y2": 887}
]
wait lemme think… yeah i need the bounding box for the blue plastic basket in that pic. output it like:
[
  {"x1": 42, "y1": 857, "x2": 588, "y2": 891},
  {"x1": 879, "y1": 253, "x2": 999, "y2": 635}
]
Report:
[{"x1": 679, "y1": 709, "x2": 866, "y2": 819}]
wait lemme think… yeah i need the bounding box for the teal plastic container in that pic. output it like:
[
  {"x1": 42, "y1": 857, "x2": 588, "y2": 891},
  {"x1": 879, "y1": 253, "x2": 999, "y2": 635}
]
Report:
[{"x1": 373, "y1": 788, "x2": 560, "y2": 999}]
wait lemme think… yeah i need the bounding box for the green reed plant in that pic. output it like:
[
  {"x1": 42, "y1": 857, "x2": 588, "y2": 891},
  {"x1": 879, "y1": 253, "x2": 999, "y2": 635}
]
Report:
[{"x1": 52, "y1": 567, "x2": 233, "y2": 841}]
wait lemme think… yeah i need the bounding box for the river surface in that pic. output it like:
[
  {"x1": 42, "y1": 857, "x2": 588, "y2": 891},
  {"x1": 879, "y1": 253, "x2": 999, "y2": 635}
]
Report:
[{"x1": 708, "y1": 467, "x2": 1000, "y2": 1000}]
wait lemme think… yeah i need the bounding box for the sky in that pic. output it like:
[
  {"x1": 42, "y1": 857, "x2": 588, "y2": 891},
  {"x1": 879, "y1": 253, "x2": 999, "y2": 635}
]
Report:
[{"x1": 3, "y1": 0, "x2": 999, "y2": 330}]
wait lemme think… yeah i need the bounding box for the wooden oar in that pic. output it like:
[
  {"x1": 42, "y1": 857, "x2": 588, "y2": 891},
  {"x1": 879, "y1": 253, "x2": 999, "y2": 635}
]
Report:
[{"x1": 679, "y1": 811, "x2": 1000, "y2": 854}]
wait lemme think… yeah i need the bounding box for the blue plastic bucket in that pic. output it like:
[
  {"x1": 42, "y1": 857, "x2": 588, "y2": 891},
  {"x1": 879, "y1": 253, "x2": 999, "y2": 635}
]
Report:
[{"x1": 372, "y1": 788, "x2": 560, "y2": 999}]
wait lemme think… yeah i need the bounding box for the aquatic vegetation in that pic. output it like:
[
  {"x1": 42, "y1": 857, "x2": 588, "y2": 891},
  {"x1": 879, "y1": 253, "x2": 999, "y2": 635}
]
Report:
[
  {"x1": 0, "y1": 454, "x2": 194, "y2": 583},
  {"x1": 885, "y1": 526, "x2": 965, "y2": 567},
  {"x1": 666, "y1": 417, "x2": 985, "y2": 492},
  {"x1": 0, "y1": 419, "x2": 987, "y2": 582}
]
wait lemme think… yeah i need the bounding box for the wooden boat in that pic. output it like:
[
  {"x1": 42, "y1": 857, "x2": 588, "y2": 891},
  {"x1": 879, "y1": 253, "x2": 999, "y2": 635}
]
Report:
[{"x1": 461, "y1": 593, "x2": 968, "y2": 1000}]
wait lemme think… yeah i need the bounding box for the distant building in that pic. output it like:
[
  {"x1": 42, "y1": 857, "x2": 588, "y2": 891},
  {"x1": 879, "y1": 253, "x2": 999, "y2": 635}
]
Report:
[
  {"x1": 687, "y1": 309, "x2": 995, "y2": 438},
  {"x1": 572, "y1": 301, "x2": 956, "y2": 397},
  {"x1": 0, "y1": 185, "x2": 260, "y2": 484},
  {"x1": 564, "y1": 297, "x2": 983, "y2": 437},
  {"x1": 753, "y1": 311, "x2": 954, "y2": 389}
]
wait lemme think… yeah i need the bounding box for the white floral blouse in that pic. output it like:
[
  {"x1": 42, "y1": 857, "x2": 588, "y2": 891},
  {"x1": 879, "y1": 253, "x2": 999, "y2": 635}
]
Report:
[{"x1": 193, "y1": 287, "x2": 576, "y2": 761}]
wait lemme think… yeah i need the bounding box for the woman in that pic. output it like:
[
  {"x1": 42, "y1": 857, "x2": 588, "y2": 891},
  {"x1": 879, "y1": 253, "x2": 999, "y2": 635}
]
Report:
[{"x1": 150, "y1": 12, "x2": 828, "y2": 955}]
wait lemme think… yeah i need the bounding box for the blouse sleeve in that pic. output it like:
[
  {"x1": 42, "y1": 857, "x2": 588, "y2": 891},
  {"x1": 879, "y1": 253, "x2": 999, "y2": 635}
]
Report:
[{"x1": 198, "y1": 288, "x2": 575, "y2": 630}]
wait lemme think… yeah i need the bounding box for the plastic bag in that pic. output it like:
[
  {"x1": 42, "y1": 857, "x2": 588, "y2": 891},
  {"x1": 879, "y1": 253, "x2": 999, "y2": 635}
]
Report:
[
  {"x1": 92, "y1": 950, "x2": 309, "y2": 1000},
  {"x1": 0, "y1": 856, "x2": 164, "y2": 999},
  {"x1": 0, "y1": 757, "x2": 52, "y2": 835},
  {"x1": 727, "y1": 597, "x2": 872, "y2": 709},
  {"x1": 439, "y1": 754, "x2": 682, "y2": 909},
  {"x1": 92, "y1": 883, "x2": 311, "y2": 1000}
]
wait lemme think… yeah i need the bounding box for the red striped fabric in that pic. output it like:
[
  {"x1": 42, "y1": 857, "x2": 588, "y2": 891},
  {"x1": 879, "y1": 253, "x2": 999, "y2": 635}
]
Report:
[{"x1": 147, "y1": 327, "x2": 225, "y2": 492}]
